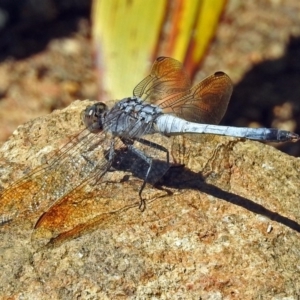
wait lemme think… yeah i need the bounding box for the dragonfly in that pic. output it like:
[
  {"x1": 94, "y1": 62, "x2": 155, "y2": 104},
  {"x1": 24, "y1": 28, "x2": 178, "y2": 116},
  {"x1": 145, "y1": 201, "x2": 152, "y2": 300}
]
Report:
[{"x1": 0, "y1": 56, "x2": 298, "y2": 244}]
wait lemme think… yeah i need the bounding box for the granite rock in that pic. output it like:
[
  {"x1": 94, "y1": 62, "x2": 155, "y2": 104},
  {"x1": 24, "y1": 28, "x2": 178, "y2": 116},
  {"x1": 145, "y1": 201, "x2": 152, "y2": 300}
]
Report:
[{"x1": 0, "y1": 100, "x2": 300, "y2": 299}]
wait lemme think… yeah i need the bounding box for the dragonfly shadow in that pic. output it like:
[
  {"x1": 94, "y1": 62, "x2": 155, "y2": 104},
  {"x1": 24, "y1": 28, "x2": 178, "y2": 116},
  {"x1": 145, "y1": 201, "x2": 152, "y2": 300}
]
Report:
[
  {"x1": 110, "y1": 147, "x2": 171, "y2": 186},
  {"x1": 109, "y1": 147, "x2": 300, "y2": 233},
  {"x1": 161, "y1": 165, "x2": 300, "y2": 233}
]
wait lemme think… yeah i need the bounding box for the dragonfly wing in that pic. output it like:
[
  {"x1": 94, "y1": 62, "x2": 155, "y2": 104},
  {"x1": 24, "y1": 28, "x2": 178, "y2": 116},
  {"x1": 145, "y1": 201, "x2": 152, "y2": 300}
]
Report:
[
  {"x1": 33, "y1": 154, "x2": 121, "y2": 243},
  {"x1": 33, "y1": 135, "x2": 167, "y2": 244},
  {"x1": 0, "y1": 126, "x2": 112, "y2": 227},
  {"x1": 0, "y1": 128, "x2": 87, "y2": 225},
  {"x1": 133, "y1": 57, "x2": 191, "y2": 105},
  {"x1": 134, "y1": 57, "x2": 233, "y2": 125},
  {"x1": 34, "y1": 145, "x2": 175, "y2": 246},
  {"x1": 170, "y1": 71, "x2": 233, "y2": 124}
]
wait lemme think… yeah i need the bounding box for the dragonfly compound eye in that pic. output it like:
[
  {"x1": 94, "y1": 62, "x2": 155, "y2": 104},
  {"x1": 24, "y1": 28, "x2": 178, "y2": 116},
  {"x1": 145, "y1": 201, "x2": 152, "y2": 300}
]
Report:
[{"x1": 82, "y1": 102, "x2": 108, "y2": 132}]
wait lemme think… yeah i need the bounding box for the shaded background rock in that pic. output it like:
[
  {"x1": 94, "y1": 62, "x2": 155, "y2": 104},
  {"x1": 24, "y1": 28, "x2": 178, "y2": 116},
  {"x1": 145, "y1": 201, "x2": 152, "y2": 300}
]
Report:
[{"x1": 0, "y1": 100, "x2": 300, "y2": 298}]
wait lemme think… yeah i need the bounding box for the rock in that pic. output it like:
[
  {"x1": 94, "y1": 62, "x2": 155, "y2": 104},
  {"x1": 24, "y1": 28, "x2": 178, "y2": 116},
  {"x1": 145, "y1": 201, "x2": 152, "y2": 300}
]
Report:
[{"x1": 0, "y1": 99, "x2": 300, "y2": 298}]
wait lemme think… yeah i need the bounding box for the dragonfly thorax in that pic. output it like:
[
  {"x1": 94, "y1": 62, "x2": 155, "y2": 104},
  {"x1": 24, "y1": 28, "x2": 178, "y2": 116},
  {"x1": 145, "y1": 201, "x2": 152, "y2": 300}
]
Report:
[{"x1": 103, "y1": 97, "x2": 163, "y2": 139}]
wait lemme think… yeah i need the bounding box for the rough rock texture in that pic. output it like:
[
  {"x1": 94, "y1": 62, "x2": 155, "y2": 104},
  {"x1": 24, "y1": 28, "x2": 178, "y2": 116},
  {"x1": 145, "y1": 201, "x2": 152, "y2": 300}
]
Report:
[
  {"x1": 0, "y1": 100, "x2": 300, "y2": 299},
  {"x1": 1, "y1": 0, "x2": 300, "y2": 158}
]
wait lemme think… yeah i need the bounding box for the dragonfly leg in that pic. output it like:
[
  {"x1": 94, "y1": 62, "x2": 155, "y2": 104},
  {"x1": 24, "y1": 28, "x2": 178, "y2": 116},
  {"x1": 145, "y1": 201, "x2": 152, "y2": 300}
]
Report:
[
  {"x1": 124, "y1": 143, "x2": 152, "y2": 211},
  {"x1": 123, "y1": 138, "x2": 169, "y2": 211},
  {"x1": 135, "y1": 137, "x2": 170, "y2": 165},
  {"x1": 91, "y1": 138, "x2": 116, "y2": 185},
  {"x1": 121, "y1": 137, "x2": 170, "y2": 211}
]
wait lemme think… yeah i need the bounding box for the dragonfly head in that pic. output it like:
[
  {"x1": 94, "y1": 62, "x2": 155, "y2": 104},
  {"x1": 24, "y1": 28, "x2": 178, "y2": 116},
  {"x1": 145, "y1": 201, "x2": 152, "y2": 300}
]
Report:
[{"x1": 81, "y1": 102, "x2": 108, "y2": 133}]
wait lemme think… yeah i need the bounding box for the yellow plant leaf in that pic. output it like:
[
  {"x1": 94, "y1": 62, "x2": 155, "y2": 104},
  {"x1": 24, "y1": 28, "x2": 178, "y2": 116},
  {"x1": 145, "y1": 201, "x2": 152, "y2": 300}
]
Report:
[
  {"x1": 92, "y1": 0, "x2": 166, "y2": 100},
  {"x1": 92, "y1": 0, "x2": 227, "y2": 100}
]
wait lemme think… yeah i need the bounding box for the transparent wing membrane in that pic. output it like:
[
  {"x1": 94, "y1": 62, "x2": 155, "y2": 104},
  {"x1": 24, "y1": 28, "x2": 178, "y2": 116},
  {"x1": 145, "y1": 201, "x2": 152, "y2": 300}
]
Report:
[{"x1": 134, "y1": 57, "x2": 233, "y2": 124}]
